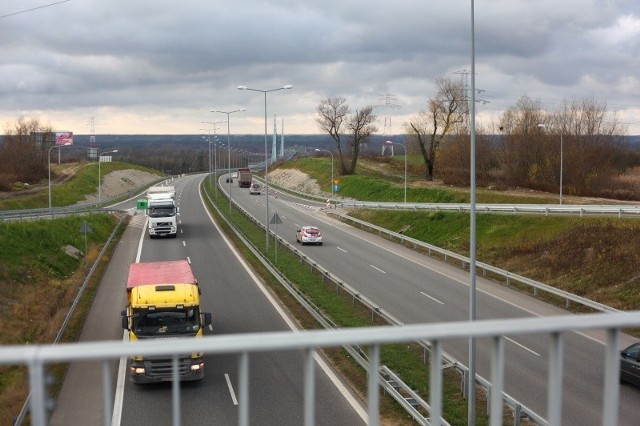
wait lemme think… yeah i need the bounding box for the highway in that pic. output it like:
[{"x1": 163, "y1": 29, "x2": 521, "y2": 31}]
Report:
[
  {"x1": 50, "y1": 174, "x2": 366, "y2": 426},
  {"x1": 48, "y1": 171, "x2": 640, "y2": 425},
  {"x1": 225, "y1": 174, "x2": 640, "y2": 425}
]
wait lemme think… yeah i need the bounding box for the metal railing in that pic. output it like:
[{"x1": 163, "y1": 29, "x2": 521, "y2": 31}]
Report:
[
  {"x1": 212, "y1": 179, "x2": 546, "y2": 424},
  {"x1": 331, "y1": 211, "x2": 618, "y2": 314},
  {"x1": 337, "y1": 201, "x2": 640, "y2": 218},
  {"x1": 3, "y1": 312, "x2": 638, "y2": 426}
]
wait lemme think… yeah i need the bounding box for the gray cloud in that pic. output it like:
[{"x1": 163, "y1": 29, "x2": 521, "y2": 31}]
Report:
[{"x1": 1, "y1": 0, "x2": 638, "y2": 134}]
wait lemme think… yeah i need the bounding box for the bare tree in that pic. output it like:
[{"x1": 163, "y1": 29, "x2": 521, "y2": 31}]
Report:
[
  {"x1": 544, "y1": 98, "x2": 627, "y2": 195},
  {"x1": 498, "y1": 96, "x2": 547, "y2": 189},
  {"x1": 0, "y1": 117, "x2": 54, "y2": 186},
  {"x1": 316, "y1": 97, "x2": 350, "y2": 174},
  {"x1": 405, "y1": 77, "x2": 467, "y2": 180},
  {"x1": 316, "y1": 98, "x2": 377, "y2": 175},
  {"x1": 500, "y1": 96, "x2": 627, "y2": 196},
  {"x1": 344, "y1": 106, "x2": 377, "y2": 174}
]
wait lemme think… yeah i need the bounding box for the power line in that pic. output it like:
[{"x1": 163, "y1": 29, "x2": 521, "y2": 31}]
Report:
[{"x1": 0, "y1": 0, "x2": 71, "y2": 19}]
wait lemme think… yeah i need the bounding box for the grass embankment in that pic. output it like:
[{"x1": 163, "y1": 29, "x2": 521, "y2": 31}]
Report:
[
  {"x1": 0, "y1": 214, "x2": 123, "y2": 424},
  {"x1": 280, "y1": 157, "x2": 640, "y2": 312},
  {"x1": 0, "y1": 161, "x2": 160, "y2": 210},
  {"x1": 201, "y1": 177, "x2": 490, "y2": 425},
  {"x1": 0, "y1": 161, "x2": 136, "y2": 423}
]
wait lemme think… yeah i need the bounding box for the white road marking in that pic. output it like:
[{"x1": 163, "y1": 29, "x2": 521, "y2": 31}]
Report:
[
  {"x1": 187, "y1": 257, "x2": 192, "y2": 264},
  {"x1": 199, "y1": 184, "x2": 368, "y2": 422},
  {"x1": 182, "y1": 240, "x2": 186, "y2": 247},
  {"x1": 504, "y1": 336, "x2": 540, "y2": 356},
  {"x1": 225, "y1": 373, "x2": 238, "y2": 405},
  {"x1": 420, "y1": 291, "x2": 444, "y2": 305},
  {"x1": 337, "y1": 247, "x2": 347, "y2": 253},
  {"x1": 370, "y1": 265, "x2": 386, "y2": 274}
]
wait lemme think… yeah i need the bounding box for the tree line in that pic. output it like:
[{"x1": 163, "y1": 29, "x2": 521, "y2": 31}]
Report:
[{"x1": 315, "y1": 77, "x2": 637, "y2": 200}]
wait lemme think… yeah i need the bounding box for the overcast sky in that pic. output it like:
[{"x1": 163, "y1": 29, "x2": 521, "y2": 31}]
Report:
[{"x1": 2, "y1": 0, "x2": 639, "y2": 136}]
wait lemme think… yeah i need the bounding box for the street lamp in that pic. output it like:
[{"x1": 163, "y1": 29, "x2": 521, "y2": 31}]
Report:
[
  {"x1": 237, "y1": 84, "x2": 293, "y2": 252},
  {"x1": 538, "y1": 123, "x2": 563, "y2": 205},
  {"x1": 48, "y1": 142, "x2": 71, "y2": 211},
  {"x1": 211, "y1": 109, "x2": 245, "y2": 215},
  {"x1": 200, "y1": 131, "x2": 213, "y2": 176},
  {"x1": 314, "y1": 149, "x2": 334, "y2": 204},
  {"x1": 98, "y1": 149, "x2": 118, "y2": 206},
  {"x1": 202, "y1": 120, "x2": 227, "y2": 181}
]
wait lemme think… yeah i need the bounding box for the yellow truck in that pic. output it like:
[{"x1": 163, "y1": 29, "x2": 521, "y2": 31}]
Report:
[{"x1": 121, "y1": 260, "x2": 211, "y2": 384}]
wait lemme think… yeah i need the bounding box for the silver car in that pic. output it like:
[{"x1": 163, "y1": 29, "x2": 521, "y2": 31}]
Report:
[{"x1": 620, "y1": 343, "x2": 640, "y2": 387}]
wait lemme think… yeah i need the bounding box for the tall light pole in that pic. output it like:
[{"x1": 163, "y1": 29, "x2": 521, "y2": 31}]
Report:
[
  {"x1": 202, "y1": 120, "x2": 227, "y2": 178},
  {"x1": 98, "y1": 149, "x2": 118, "y2": 206},
  {"x1": 200, "y1": 130, "x2": 213, "y2": 176},
  {"x1": 538, "y1": 123, "x2": 563, "y2": 205},
  {"x1": 237, "y1": 84, "x2": 293, "y2": 252},
  {"x1": 211, "y1": 109, "x2": 245, "y2": 215},
  {"x1": 314, "y1": 149, "x2": 334, "y2": 203},
  {"x1": 48, "y1": 143, "x2": 70, "y2": 211},
  {"x1": 468, "y1": 1, "x2": 478, "y2": 423}
]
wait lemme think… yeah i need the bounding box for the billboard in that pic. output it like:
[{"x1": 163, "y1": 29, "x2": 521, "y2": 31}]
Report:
[{"x1": 55, "y1": 131, "x2": 73, "y2": 146}]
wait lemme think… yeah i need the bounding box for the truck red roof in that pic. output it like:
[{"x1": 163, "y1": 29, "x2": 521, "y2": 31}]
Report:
[{"x1": 126, "y1": 260, "x2": 197, "y2": 292}]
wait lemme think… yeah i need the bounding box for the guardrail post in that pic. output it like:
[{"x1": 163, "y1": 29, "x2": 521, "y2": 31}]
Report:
[{"x1": 514, "y1": 403, "x2": 522, "y2": 426}]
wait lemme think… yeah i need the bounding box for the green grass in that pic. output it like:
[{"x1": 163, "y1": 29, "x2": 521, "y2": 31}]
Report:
[
  {"x1": 281, "y1": 157, "x2": 557, "y2": 204},
  {"x1": 0, "y1": 161, "x2": 162, "y2": 210},
  {"x1": 0, "y1": 215, "x2": 118, "y2": 285}
]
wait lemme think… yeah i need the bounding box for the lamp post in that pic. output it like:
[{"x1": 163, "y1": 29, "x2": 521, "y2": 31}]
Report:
[
  {"x1": 314, "y1": 149, "x2": 334, "y2": 204},
  {"x1": 98, "y1": 149, "x2": 118, "y2": 206},
  {"x1": 538, "y1": 123, "x2": 563, "y2": 205},
  {"x1": 202, "y1": 120, "x2": 227, "y2": 180},
  {"x1": 48, "y1": 143, "x2": 70, "y2": 211},
  {"x1": 200, "y1": 131, "x2": 213, "y2": 176},
  {"x1": 211, "y1": 109, "x2": 245, "y2": 215},
  {"x1": 237, "y1": 84, "x2": 293, "y2": 252}
]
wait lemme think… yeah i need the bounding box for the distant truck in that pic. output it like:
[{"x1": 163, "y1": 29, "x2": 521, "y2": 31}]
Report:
[
  {"x1": 121, "y1": 260, "x2": 212, "y2": 384},
  {"x1": 146, "y1": 185, "x2": 177, "y2": 238},
  {"x1": 147, "y1": 185, "x2": 176, "y2": 200},
  {"x1": 238, "y1": 168, "x2": 252, "y2": 188}
]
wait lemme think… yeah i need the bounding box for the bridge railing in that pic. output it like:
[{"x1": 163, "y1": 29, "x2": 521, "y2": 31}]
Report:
[{"x1": 3, "y1": 312, "x2": 638, "y2": 426}]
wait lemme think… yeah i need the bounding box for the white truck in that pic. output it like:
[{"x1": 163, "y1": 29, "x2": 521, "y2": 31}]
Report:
[{"x1": 146, "y1": 186, "x2": 178, "y2": 238}]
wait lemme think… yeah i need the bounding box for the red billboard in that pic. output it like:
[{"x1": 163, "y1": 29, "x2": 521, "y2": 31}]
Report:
[{"x1": 55, "y1": 131, "x2": 73, "y2": 145}]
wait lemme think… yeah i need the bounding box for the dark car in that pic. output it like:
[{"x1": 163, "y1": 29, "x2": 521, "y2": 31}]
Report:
[{"x1": 620, "y1": 343, "x2": 640, "y2": 387}]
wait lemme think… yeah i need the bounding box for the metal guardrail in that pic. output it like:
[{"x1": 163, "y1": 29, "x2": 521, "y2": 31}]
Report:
[
  {"x1": 4, "y1": 312, "x2": 639, "y2": 426},
  {"x1": 210, "y1": 180, "x2": 546, "y2": 425},
  {"x1": 204, "y1": 183, "x2": 448, "y2": 425},
  {"x1": 13, "y1": 214, "x2": 128, "y2": 426},
  {"x1": 330, "y1": 211, "x2": 618, "y2": 314},
  {"x1": 0, "y1": 176, "x2": 168, "y2": 222},
  {"x1": 337, "y1": 201, "x2": 640, "y2": 218}
]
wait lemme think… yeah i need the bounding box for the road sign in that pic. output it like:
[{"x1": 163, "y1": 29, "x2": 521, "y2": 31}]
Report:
[{"x1": 270, "y1": 213, "x2": 282, "y2": 224}]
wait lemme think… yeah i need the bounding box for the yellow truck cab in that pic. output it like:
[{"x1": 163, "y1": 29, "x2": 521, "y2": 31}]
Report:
[{"x1": 121, "y1": 260, "x2": 211, "y2": 384}]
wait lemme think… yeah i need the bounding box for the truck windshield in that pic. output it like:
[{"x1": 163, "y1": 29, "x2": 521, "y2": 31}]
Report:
[
  {"x1": 148, "y1": 206, "x2": 176, "y2": 218},
  {"x1": 132, "y1": 308, "x2": 200, "y2": 336}
]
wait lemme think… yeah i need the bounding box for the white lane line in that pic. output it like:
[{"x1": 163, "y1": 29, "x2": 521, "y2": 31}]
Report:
[
  {"x1": 420, "y1": 291, "x2": 444, "y2": 305},
  {"x1": 225, "y1": 373, "x2": 238, "y2": 405},
  {"x1": 370, "y1": 265, "x2": 386, "y2": 274},
  {"x1": 337, "y1": 247, "x2": 347, "y2": 253},
  {"x1": 504, "y1": 336, "x2": 540, "y2": 356},
  {"x1": 182, "y1": 241, "x2": 186, "y2": 247},
  {"x1": 187, "y1": 257, "x2": 192, "y2": 264}
]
